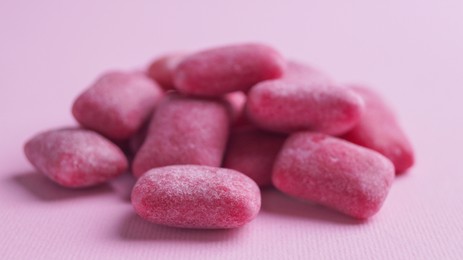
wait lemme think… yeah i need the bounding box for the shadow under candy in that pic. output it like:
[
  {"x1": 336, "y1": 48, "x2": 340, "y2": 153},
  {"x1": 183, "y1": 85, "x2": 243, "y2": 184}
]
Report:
[
  {"x1": 109, "y1": 172, "x2": 136, "y2": 203},
  {"x1": 260, "y1": 188, "x2": 366, "y2": 225},
  {"x1": 11, "y1": 171, "x2": 113, "y2": 201},
  {"x1": 119, "y1": 211, "x2": 246, "y2": 242}
]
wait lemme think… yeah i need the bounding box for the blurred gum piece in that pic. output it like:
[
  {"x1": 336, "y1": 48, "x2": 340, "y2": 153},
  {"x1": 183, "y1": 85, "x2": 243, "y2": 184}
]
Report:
[
  {"x1": 72, "y1": 71, "x2": 163, "y2": 140},
  {"x1": 174, "y1": 43, "x2": 286, "y2": 96},
  {"x1": 223, "y1": 126, "x2": 287, "y2": 187},
  {"x1": 24, "y1": 128, "x2": 128, "y2": 188},
  {"x1": 341, "y1": 85, "x2": 415, "y2": 174},
  {"x1": 147, "y1": 53, "x2": 185, "y2": 90}
]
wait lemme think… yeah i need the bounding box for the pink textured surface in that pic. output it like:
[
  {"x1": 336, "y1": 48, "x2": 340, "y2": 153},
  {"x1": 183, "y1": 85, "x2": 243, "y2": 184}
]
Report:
[
  {"x1": 223, "y1": 127, "x2": 287, "y2": 187},
  {"x1": 1, "y1": 1, "x2": 463, "y2": 259},
  {"x1": 132, "y1": 165, "x2": 261, "y2": 229},
  {"x1": 72, "y1": 71, "x2": 163, "y2": 140},
  {"x1": 174, "y1": 43, "x2": 286, "y2": 96},
  {"x1": 24, "y1": 128, "x2": 128, "y2": 188},
  {"x1": 342, "y1": 85, "x2": 415, "y2": 173},
  {"x1": 273, "y1": 132, "x2": 394, "y2": 219},
  {"x1": 246, "y1": 79, "x2": 364, "y2": 135},
  {"x1": 132, "y1": 93, "x2": 230, "y2": 178}
]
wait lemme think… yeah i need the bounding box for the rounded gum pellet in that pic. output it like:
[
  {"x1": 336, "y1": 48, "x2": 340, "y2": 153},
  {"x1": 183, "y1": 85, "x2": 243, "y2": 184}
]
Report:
[
  {"x1": 246, "y1": 80, "x2": 364, "y2": 135},
  {"x1": 72, "y1": 71, "x2": 163, "y2": 140},
  {"x1": 173, "y1": 43, "x2": 286, "y2": 96},
  {"x1": 24, "y1": 128, "x2": 128, "y2": 188},
  {"x1": 341, "y1": 85, "x2": 415, "y2": 174},
  {"x1": 272, "y1": 132, "x2": 394, "y2": 219},
  {"x1": 131, "y1": 165, "x2": 261, "y2": 229},
  {"x1": 132, "y1": 93, "x2": 230, "y2": 178}
]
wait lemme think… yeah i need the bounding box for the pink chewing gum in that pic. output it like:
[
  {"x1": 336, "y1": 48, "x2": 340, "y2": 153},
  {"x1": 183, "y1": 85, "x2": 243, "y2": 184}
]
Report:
[
  {"x1": 132, "y1": 165, "x2": 261, "y2": 229},
  {"x1": 246, "y1": 80, "x2": 364, "y2": 135},
  {"x1": 132, "y1": 93, "x2": 230, "y2": 178},
  {"x1": 24, "y1": 128, "x2": 128, "y2": 188},
  {"x1": 147, "y1": 53, "x2": 185, "y2": 90},
  {"x1": 173, "y1": 43, "x2": 286, "y2": 96},
  {"x1": 72, "y1": 71, "x2": 163, "y2": 140},
  {"x1": 341, "y1": 85, "x2": 415, "y2": 174},
  {"x1": 223, "y1": 127, "x2": 287, "y2": 187},
  {"x1": 272, "y1": 132, "x2": 394, "y2": 219}
]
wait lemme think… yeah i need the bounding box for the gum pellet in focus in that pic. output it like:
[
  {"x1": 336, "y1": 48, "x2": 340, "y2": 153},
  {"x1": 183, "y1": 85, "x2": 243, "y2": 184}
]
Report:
[
  {"x1": 131, "y1": 165, "x2": 261, "y2": 229},
  {"x1": 272, "y1": 132, "x2": 394, "y2": 219}
]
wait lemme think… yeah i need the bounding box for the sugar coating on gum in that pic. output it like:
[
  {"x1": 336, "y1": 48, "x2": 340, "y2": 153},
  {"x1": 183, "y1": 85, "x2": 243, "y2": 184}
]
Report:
[
  {"x1": 72, "y1": 71, "x2": 163, "y2": 140},
  {"x1": 342, "y1": 85, "x2": 415, "y2": 173},
  {"x1": 132, "y1": 93, "x2": 230, "y2": 178},
  {"x1": 132, "y1": 165, "x2": 261, "y2": 229},
  {"x1": 272, "y1": 132, "x2": 394, "y2": 219},
  {"x1": 24, "y1": 128, "x2": 128, "y2": 188},
  {"x1": 246, "y1": 80, "x2": 364, "y2": 135},
  {"x1": 174, "y1": 43, "x2": 286, "y2": 96},
  {"x1": 223, "y1": 127, "x2": 286, "y2": 187}
]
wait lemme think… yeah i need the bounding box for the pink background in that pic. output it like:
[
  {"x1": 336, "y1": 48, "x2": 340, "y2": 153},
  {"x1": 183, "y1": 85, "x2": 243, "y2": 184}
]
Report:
[{"x1": 1, "y1": 0, "x2": 462, "y2": 259}]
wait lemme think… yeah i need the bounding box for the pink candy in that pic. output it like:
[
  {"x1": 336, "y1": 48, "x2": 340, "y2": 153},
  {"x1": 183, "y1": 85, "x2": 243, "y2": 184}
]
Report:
[
  {"x1": 132, "y1": 93, "x2": 230, "y2": 178},
  {"x1": 246, "y1": 79, "x2": 364, "y2": 135},
  {"x1": 23, "y1": 42, "x2": 416, "y2": 229},
  {"x1": 132, "y1": 165, "x2": 261, "y2": 229},
  {"x1": 24, "y1": 128, "x2": 128, "y2": 188},
  {"x1": 342, "y1": 85, "x2": 415, "y2": 173},
  {"x1": 174, "y1": 43, "x2": 286, "y2": 96},
  {"x1": 73, "y1": 71, "x2": 163, "y2": 140},
  {"x1": 273, "y1": 132, "x2": 395, "y2": 219}
]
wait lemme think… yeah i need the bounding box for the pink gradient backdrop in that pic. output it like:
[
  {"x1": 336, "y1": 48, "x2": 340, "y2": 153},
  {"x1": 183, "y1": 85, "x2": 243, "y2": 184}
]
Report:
[{"x1": 1, "y1": 0, "x2": 462, "y2": 259}]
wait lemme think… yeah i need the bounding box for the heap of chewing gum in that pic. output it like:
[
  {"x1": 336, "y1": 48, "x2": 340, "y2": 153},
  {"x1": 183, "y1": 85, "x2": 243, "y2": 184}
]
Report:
[{"x1": 24, "y1": 43, "x2": 414, "y2": 228}]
